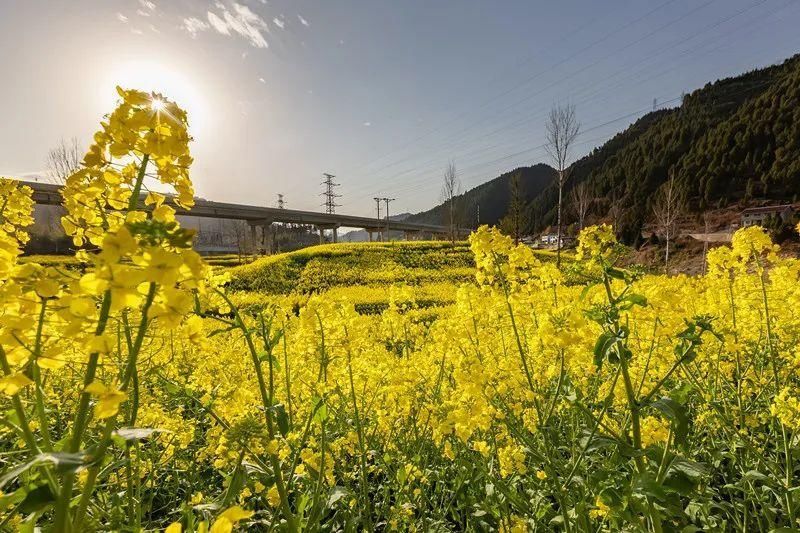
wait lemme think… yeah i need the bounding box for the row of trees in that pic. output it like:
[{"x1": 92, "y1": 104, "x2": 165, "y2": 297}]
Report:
[{"x1": 437, "y1": 102, "x2": 687, "y2": 271}]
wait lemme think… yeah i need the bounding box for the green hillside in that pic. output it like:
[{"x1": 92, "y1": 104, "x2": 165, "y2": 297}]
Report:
[
  {"x1": 229, "y1": 241, "x2": 475, "y2": 294},
  {"x1": 227, "y1": 240, "x2": 560, "y2": 314},
  {"x1": 405, "y1": 163, "x2": 556, "y2": 228},
  {"x1": 408, "y1": 54, "x2": 800, "y2": 245},
  {"x1": 528, "y1": 54, "x2": 800, "y2": 242}
]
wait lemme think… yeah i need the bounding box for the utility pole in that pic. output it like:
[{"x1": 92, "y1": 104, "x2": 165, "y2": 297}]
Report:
[
  {"x1": 373, "y1": 197, "x2": 383, "y2": 241},
  {"x1": 380, "y1": 197, "x2": 395, "y2": 240},
  {"x1": 476, "y1": 204, "x2": 480, "y2": 228},
  {"x1": 277, "y1": 194, "x2": 285, "y2": 209},
  {"x1": 321, "y1": 173, "x2": 340, "y2": 214},
  {"x1": 702, "y1": 213, "x2": 709, "y2": 275}
]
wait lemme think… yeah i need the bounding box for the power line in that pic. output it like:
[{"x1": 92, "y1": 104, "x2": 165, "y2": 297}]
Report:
[
  {"x1": 373, "y1": 197, "x2": 383, "y2": 240},
  {"x1": 321, "y1": 173, "x2": 341, "y2": 214},
  {"x1": 349, "y1": 0, "x2": 720, "y2": 195},
  {"x1": 350, "y1": 0, "x2": 793, "y2": 205},
  {"x1": 379, "y1": 197, "x2": 396, "y2": 238},
  {"x1": 352, "y1": 0, "x2": 682, "y2": 175},
  {"x1": 393, "y1": 69, "x2": 788, "y2": 202}
]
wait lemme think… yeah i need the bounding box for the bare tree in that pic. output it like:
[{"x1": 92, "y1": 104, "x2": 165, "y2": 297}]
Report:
[
  {"x1": 652, "y1": 173, "x2": 686, "y2": 272},
  {"x1": 569, "y1": 181, "x2": 592, "y2": 232},
  {"x1": 441, "y1": 161, "x2": 461, "y2": 244},
  {"x1": 544, "y1": 104, "x2": 580, "y2": 266},
  {"x1": 608, "y1": 182, "x2": 625, "y2": 235},
  {"x1": 701, "y1": 211, "x2": 710, "y2": 275},
  {"x1": 500, "y1": 172, "x2": 526, "y2": 244},
  {"x1": 45, "y1": 138, "x2": 82, "y2": 184}
]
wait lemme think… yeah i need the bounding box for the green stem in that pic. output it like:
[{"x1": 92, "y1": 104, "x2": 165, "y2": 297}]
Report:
[
  {"x1": 493, "y1": 253, "x2": 536, "y2": 394},
  {"x1": 217, "y1": 290, "x2": 296, "y2": 531},
  {"x1": 343, "y1": 322, "x2": 373, "y2": 528},
  {"x1": 0, "y1": 346, "x2": 59, "y2": 492},
  {"x1": 53, "y1": 290, "x2": 113, "y2": 532},
  {"x1": 72, "y1": 283, "x2": 156, "y2": 530},
  {"x1": 128, "y1": 153, "x2": 150, "y2": 212},
  {"x1": 30, "y1": 299, "x2": 53, "y2": 451},
  {"x1": 754, "y1": 252, "x2": 795, "y2": 524}
]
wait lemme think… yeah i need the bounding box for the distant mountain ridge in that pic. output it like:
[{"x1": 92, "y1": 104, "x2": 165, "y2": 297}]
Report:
[
  {"x1": 408, "y1": 53, "x2": 800, "y2": 244},
  {"x1": 405, "y1": 163, "x2": 556, "y2": 227},
  {"x1": 528, "y1": 53, "x2": 800, "y2": 242}
]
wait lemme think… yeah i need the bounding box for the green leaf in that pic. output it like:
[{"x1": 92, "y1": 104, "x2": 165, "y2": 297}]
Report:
[
  {"x1": 327, "y1": 486, "x2": 348, "y2": 507},
  {"x1": 744, "y1": 470, "x2": 770, "y2": 483},
  {"x1": 593, "y1": 332, "x2": 615, "y2": 368},
  {"x1": 634, "y1": 475, "x2": 668, "y2": 502},
  {"x1": 663, "y1": 470, "x2": 697, "y2": 496},
  {"x1": 208, "y1": 325, "x2": 237, "y2": 338},
  {"x1": 312, "y1": 398, "x2": 328, "y2": 424},
  {"x1": 598, "y1": 487, "x2": 623, "y2": 508},
  {"x1": 580, "y1": 432, "x2": 644, "y2": 457},
  {"x1": 44, "y1": 452, "x2": 87, "y2": 475},
  {"x1": 650, "y1": 397, "x2": 690, "y2": 445},
  {"x1": 396, "y1": 464, "x2": 407, "y2": 485},
  {"x1": 620, "y1": 293, "x2": 648, "y2": 308},
  {"x1": 275, "y1": 404, "x2": 290, "y2": 437},
  {"x1": 19, "y1": 484, "x2": 55, "y2": 514},
  {"x1": 669, "y1": 456, "x2": 708, "y2": 480},
  {"x1": 607, "y1": 268, "x2": 626, "y2": 280},
  {"x1": 0, "y1": 487, "x2": 26, "y2": 510},
  {"x1": 0, "y1": 452, "x2": 86, "y2": 488},
  {"x1": 222, "y1": 464, "x2": 247, "y2": 507}
]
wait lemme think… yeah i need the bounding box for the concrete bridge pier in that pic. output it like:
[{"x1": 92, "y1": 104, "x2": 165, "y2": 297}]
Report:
[
  {"x1": 316, "y1": 223, "x2": 340, "y2": 244},
  {"x1": 404, "y1": 229, "x2": 421, "y2": 241},
  {"x1": 248, "y1": 218, "x2": 275, "y2": 255},
  {"x1": 365, "y1": 227, "x2": 382, "y2": 243}
]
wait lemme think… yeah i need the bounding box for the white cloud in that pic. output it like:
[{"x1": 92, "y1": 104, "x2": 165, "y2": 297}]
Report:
[
  {"x1": 297, "y1": 14, "x2": 309, "y2": 26},
  {"x1": 117, "y1": 13, "x2": 129, "y2": 23},
  {"x1": 272, "y1": 17, "x2": 284, "y2": 29},
  {"x1": 204, "y1": 3, "x2": 269, "y2": 48},
  {"x1": 182, "y1": 17, "x2": 210, "y2": 37},
  {"x1": 136, "y1": 9, "x2": 150, "y2": 17},
  {"x1": 207, "y1": 11, "x2": 230, "y2": 35},
  {"x1": 131, "y1": 28, "x2": 144, "y2": 35},
  {"x1": 258, "y1": 77, "x2": 266, "y2": 83},
  {"x1": 363, "y1": 122, "x2": 371, "y2": 127},
  {"x1": 139, "y1": 0, "x2": 156, "y2": 11}
]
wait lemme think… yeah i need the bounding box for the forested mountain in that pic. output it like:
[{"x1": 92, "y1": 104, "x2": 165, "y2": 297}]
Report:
[
  {"x1": 405, "y1": 163, "x2": 556, "y2": 227},
  {"x1": 410, "y1": 54, "x2": 800, "y2": 243},
  {"x1": 527, "y1": 53, "x2": 800, "y2": 243}
]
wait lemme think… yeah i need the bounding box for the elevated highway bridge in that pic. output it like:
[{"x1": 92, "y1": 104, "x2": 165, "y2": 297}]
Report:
[{"x1": 19, "y1": 180, "x2": 469, "y2": 253}]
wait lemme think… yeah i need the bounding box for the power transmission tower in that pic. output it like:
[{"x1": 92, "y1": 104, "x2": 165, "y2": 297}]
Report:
[
  {"x1": 373, "y1": 197, "x2": 383, "y2": 241},
  {"x1": 277, "y1": 194, "x2": 285, "y2": 209},
  {"x1": 380, "y1": 197, "x2": 395, "y2": 239},
  {"x1": 321, "y1": 173, "x2": 340, "y2": 214}
]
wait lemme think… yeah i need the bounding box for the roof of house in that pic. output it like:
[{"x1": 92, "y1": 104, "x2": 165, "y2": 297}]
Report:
[{"x1": 741, "y1": 205, "x2": 794, "y2": 215}]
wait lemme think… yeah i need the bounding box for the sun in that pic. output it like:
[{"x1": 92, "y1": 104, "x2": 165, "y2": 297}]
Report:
[{"x1": 104, "y1": 59, "x2": 209, "y2": 134}]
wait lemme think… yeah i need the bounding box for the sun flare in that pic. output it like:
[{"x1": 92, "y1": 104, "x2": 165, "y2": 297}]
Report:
[{"x1": 104, "y1": 59, "x2": 208, "y2": 134}]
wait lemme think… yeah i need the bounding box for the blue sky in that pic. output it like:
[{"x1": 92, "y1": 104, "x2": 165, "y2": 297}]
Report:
[{"x1": 1, "y1": 0, "x2": 798, "y2": 216}]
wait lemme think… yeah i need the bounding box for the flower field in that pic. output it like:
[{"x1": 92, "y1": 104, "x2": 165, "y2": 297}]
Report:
[{"x1": 2, "y1": 90, "x2": 800, "y2": 532}]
